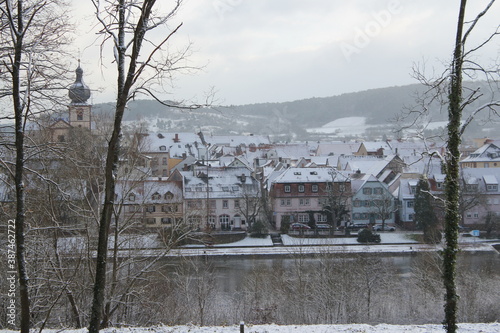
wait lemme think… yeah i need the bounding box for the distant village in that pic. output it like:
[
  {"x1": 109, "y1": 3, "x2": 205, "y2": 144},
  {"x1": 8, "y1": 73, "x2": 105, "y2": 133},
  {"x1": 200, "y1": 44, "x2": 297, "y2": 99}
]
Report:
[{"x1": 2, "y1": 65, "x2": 500, "y2": 237}]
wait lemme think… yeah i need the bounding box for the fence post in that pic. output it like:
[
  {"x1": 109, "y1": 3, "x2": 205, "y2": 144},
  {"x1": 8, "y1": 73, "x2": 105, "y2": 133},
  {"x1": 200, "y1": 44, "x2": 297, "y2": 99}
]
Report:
[{"x1": 240, "y1": 321, "x2": 245, "y2": 333}]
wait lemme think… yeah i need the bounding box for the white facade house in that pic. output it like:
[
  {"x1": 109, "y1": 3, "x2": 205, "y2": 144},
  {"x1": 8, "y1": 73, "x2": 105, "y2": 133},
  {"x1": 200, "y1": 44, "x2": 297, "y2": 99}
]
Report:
[{"x1": 173, "y1": 166, "x2": 261, "y2": 231}]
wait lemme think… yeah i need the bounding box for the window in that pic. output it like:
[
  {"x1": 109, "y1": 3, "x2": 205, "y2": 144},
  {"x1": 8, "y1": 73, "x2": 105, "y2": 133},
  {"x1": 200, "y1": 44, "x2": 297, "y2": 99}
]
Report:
[
  {"x1": 162, "y1": 157, "x2": 167, "y2": 165},
  {"x1": 145, "y1": 218, "x2": 156, "y2": 225},
  {"x1": 234, "y1": 200, "x2": 240, "y2": 208},
  {"x1": 57, "y1": 135, "x2": 65, "y2": 142},
  {"x1": 219, "y1": 215, "x2": 230, "y2": 223},
  {"x1": 312, "y1": 184, "x2": 318, "y2": 192},
  {"x1": 363, "y1": 188, "x2": 372, "y2": 195},
  {"x1": 466, "y1": 184, "x2": 478, "y2": 192},
  {"x1": 128, "y1": 205, "x2": 139, "y2": 213},
  {"x1": 128, "y1": 194, "x2": 136, "y2": 202},
  {"x1": 185, "y1": 187, "x2": 192, "y2": 192},
  {"x1": 232, "y1": 186, "x2": 239, "y2": 191},
  {"x1": 161, "y1": 217, "x2": 173, "y2": 224},
  {"x1": 487, "y1": 184, "x2": 498, "y2": 192},
  {"x1": 146, "y1": 205, "x2": 156, "y2": 213},
  {"x1": 222, "y1": 186, "x2": 230, "y2": 191},
  {"x1": 436, "y1": 182, "x2": 443, "y2": 189},
  {"x1": 280, "y1": 199, "x2": 291, "y2": 206},
  {"x1": 298, "y1": 214, "x2": 309, "y2": 223},
  {"x1": 284, "y1": 185, "x2": 291, "y2": 193},
  {"x1": 299, "y1": 198, "x2": 310, "y2": 206},
  {"x1": 410, "y1": 186, "x2": 417, "y2": 194},
  {"x1": 188, "y1": 215, "x2": 201, "y2": 226},
  {"x1": 208, "y1": 216, "x2": 216, "y2": 228},
  {"x1": 364, "y1": 200, "x2": 371, "y2": 207},
  {"x1": 195, "y1": 187, "x2": 203, "y2": 192},
  {"x1": 298, "y1": 185, "x2": 305, "y2": 193},
  {"x1": 408, "y1": 214, "x2": 414, "y2": 221},
  {"x1": 407, "y1": 201, "x2": 414, "y2": 208},
  {"x1": 152, "y1": 192, "x2": 161, "y2": 200},
  {"x1": 159, "y1": 145, "x2": 167, "y2": 151},
  {"x1": 223, "y1": 200, "x2": 229, "y2": 209},
  {"x1": 210, "y1": 200, "x2": 216, "y2": 209},
  {"x1": 317, "y1": 214, "x2": 327, "y2": 222},
  {"x1": 187, "y1": 201, "x2": 201, "y2": 209},
  {"x1": 77, "y1": 111, "x2": 83, "y2": 120},
  {"x1": 353, "y1": 199, "x2": 361, "y2": 207},
  {"x1": 373, "y1": 188, "x2": 383, "y2": 195},
  {"x1": 165, "y1": 192, "x2": 174, "y2": 200}
]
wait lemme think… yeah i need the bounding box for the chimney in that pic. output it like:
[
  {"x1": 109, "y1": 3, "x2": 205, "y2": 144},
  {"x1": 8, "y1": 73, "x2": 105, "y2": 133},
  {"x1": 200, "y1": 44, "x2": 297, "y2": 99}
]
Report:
[{"x1": 173, "y1": 133, "x2": 179, "y2": 143}]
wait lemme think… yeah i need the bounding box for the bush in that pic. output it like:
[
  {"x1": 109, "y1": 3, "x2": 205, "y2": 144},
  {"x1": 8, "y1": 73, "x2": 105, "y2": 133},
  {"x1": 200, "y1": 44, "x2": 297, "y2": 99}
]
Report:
[
  {"x1": 357, "y1": 229, "x2": 381, "y2": 244},
  {"x1": 249, "y1": 220, "x2": 269, "y2": 238}
]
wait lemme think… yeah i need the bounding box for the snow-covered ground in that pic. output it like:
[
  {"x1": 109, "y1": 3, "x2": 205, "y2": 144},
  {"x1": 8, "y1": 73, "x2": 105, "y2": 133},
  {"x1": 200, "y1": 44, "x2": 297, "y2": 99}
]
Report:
[
  {"x1": 307, "y1": 116, "x2": 370, "y2": 135},
  {"x1": 3, "y1": 323, "x2": 499, "y2": 333},
  {"x1": 164, "y1": 232, "x2": 498, "y2": 258}
]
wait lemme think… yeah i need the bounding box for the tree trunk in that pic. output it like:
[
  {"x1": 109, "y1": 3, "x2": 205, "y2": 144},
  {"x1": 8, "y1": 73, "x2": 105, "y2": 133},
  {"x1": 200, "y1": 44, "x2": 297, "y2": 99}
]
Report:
[
  {"x1": 443, "y1": 1, "x2": 467, "y2": 332},
  {"x1": 12, "y1": 1, "x2": 31, "y2": 331},
  {"x1": 88, "y1": 1, "x2": 157, "y2": 332}
]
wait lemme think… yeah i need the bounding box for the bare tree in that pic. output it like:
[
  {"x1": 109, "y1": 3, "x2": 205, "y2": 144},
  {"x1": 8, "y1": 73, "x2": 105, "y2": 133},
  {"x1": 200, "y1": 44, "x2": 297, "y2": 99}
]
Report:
[
  {"x1": 86, "y1": 1, "x2": 205, "y2": 331},
  {"x1": 393, "y1": 1, "x2": 499, "y2": 331},
  {"x1": 443, "y1": 2, "x2": 499, "y2": 331},
  {"x1": 322, "y1": 170, "x2": 351, "y2": 233},
  {"x1": 0, "y1": 1, "x2": 72, "y2": 331}
]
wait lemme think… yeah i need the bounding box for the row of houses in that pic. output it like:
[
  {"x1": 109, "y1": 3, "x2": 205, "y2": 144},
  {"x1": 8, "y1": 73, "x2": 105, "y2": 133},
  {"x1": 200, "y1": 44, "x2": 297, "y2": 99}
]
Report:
[{"x1": 106, "y1": 134, "x2": 500, "y2": 232}]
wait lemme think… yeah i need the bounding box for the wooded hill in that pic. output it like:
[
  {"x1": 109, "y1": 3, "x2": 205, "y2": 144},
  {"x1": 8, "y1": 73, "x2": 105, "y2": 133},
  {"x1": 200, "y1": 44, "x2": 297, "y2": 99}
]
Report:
[{"x1": 93, "y1": 82, "x2": 500, "y2": 141}]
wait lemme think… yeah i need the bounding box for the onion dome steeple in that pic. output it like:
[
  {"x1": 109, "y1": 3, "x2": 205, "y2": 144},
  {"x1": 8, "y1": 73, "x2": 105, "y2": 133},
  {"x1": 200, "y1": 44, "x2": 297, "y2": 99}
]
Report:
[{"x1": 68, "y1": 60, "x2": 91, "y2": 104}]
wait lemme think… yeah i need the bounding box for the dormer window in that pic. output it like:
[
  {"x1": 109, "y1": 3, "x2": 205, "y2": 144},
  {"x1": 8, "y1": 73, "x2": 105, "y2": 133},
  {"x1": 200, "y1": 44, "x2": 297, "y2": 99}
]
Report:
[
  {"x1": 159, "y1": 145, "x2": 167, "y2": 151},
  {"x1": 152, "y1": 192, "x2": 161, "y2": 200},
  {"x1": 128, "y1": 194, "x2": 136, "y2": 202},
  {"x1": 77, "y1": 110, "x2": 83, "y2": 121},
  {"x1": 164, "y1": 191, "x2": 174, "y2": 200}
]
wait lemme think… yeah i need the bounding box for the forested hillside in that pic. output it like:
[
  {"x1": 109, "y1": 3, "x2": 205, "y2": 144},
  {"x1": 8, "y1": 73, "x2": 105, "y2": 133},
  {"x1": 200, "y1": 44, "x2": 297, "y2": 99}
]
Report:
[{"x1": 92, "y1": 82, "x2": 500, "y2": 141}]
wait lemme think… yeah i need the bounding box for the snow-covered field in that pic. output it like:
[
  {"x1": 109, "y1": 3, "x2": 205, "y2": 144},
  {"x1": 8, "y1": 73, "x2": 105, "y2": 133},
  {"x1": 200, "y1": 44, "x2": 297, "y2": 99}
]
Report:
[{"x1": 3, "y1": 323, "x2": 499, "y2": 333}]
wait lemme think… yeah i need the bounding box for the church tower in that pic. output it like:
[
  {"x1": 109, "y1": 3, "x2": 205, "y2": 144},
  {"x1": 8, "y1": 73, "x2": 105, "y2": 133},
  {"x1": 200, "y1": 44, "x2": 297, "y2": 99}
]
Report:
[{"x1": 68, "y1": 61, "x2": 92, "y2": 129}]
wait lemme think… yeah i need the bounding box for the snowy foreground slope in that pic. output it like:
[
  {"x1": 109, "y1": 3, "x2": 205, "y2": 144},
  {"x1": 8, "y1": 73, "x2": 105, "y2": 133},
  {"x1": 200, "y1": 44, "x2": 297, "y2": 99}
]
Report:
[{"x1": 3, "y1": 323, "x2": 500, "y2": 333}]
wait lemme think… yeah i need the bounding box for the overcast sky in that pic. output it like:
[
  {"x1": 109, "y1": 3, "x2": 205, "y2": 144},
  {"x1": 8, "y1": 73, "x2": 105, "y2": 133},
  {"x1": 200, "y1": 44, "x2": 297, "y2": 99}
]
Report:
[{"x1": 73, "y1": 0, "x2": 500, "y2": 106}]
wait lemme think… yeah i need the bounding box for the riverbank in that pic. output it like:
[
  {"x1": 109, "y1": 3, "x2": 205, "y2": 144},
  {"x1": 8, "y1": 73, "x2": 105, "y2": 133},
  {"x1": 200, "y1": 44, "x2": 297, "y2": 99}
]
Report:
[{"x1": 169, "y1": 232, "x2": 499, "y2": 258}]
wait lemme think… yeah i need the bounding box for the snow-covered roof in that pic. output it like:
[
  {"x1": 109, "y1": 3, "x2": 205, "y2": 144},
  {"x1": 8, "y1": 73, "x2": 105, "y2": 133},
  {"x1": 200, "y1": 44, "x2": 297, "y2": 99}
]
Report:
[
  {"x1": 181, "y1": 167, "x2": 259, "y2": 199},
  {"x1": 271, "y1": 167, "x2": 349, "y2": 184},
  {"x1": 483, "y1": 174, "x2": 498, "y2": 185},
  {"x1": 315, "y1": 141, "x2": 361, "y2": 156}
]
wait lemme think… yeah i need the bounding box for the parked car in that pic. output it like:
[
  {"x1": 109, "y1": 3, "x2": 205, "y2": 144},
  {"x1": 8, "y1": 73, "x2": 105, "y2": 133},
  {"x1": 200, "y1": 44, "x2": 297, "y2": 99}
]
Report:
[
  {"x1": 290, "y1": 223, "x2": 311, "y2": 230},
  {"x1": 316, "y1": 224, "x2": 332, "y2": 230},
  {"x1": 373, "y1": 224, "x2": 396, "y2": 232},
  {"x1": 347, "y1": 223, "x2": 368, "y2": 230}
]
